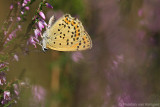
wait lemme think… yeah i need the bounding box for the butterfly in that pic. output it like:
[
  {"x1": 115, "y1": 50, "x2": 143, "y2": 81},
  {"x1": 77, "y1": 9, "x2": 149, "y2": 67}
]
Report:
[{"x1": 41, "y1": 14, "x2": 92, "y2": 51}]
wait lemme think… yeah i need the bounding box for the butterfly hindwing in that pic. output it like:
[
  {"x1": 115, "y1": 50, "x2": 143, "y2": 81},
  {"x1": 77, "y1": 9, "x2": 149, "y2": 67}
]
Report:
[{"x1": 46, "y1": 14, "x2": 92, "y2": 51}]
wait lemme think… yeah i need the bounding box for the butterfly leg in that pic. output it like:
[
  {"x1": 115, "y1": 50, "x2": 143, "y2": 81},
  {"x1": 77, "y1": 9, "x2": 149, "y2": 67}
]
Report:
[{"x1": 47, "y1": 15, "x2": 55, "y2": 29}]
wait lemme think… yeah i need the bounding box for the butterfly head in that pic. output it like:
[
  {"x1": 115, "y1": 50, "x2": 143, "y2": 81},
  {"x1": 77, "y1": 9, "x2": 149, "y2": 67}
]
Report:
[
  {"x1": 42, "y1": 47, "x2": 48, "y2": 52},
  {"x1": 41, "y1": 31, "x2": 48, "y2": 52}
]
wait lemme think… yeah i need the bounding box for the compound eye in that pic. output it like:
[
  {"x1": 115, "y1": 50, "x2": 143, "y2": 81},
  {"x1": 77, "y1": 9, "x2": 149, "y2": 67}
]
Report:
[{"x1": 43, "y1": 48, "x2": 48, "y2": 52}]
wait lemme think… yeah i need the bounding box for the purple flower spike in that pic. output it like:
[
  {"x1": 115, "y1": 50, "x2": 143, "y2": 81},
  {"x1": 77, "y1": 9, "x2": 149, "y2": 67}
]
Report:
[
  {"x1": 25, "y1": 6, "x2": 30, "y2": 11},
  {"x1": 39, "y1": 11, "x2": 45, "y2": 20},
  {"x1": 4, "y1": 91, "x2": 11, "y2": 100},
  {"x1": 38, "y1": 21, "x2": 44, "y2": 31},
  {"x1": 10, "y1": 4, "x2": 14, "y2": 10},
  {"x1": 26, "y1": 0, "x2": 31, "y2": 2},
  {"x1": 46, "y1": 3, "x2": 53, "y2": 9},
  {"x1": 34, "y1": 29, "x2": 41, "y2": 38}
]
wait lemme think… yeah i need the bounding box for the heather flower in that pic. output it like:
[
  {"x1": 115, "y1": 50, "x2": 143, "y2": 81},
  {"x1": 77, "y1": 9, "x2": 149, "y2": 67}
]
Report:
[
  {"x1": 45, "y1": 3, "x2": 53, "y2": 9},
  {"x1": 40, "y1": 19, "x2": 48, "y2": 27},
  {"x1": 117, "y1": 93, "x2": 131, "y2": 107},
  {"x1": 4, "y1": 29, "x2": 18, "y2": 45},
  {"x1": 21, "y1": 11, "x2": 24, "y2": 15},
  {"x1": 14, "y1": 54, "x2": 19, "y2": 62},
  {"x1": 138, "y1": 9, "x2": 143, "y2": 17},
  {"x1": 10, "y1": 17, "x2": 13, "y2": 22},
  {"x1": 18, "y1": 25, "x2": 22, "y2": 30},
  {"x1": 25, "y1": 6, "x2": 30, "y2": 11},
  {"x1": 13, "y1": 84, "x2": 19, "y2": 96},
  {"x1": 4, "y1": 31, "x2": 7, "y2": 35},
  {"x1": 31, "y1": 85, "x2": 46, "y2": 106},
  {"x1": 10, "y1": 4, "x2": 13, "y2": 10},
  {"x1": 17, "y1": 2, "x2": 21, "y2": 6},
  {"x1": 38, "y1": 21, "x2": 44, "y2": 31},
  {"x1": 34, "y1": 29, "x2": 41, "y2": 38},
  {"x1": 72, "y1": 52, "x2": 84, "y2": 62},
  {"x1": 22, "y1": 3, "x2": 27, "y2": 7},
  {"x1": 28, "y1": 36, "x2": 37, "y2": 48},
  {"x1": 8, "y1": 29, "x2": 18, "y2": 39},
  {"x1": 23, "y1": 0, "x2": 28, "y2": 4},
  {"x1": 117, "y1": 55, "x2": 124, "y2": 62},
  {"x1": 0, "y1": 72, "x2": 6, "y2": 85},
  {"x1": 0, "y1": 62, "x2": 8, "y2": 69},
  {"x1": 3, "y1": 91, "x2": 11, "y2": 100},
  {"x1": 17, "y1": 17, "x2": 21, "y2": 21},
  {"x1": 39, "y1": 11, "x2": 45, "y2": 20},
  {"x1": 0, "y1": 77, "x2": 6, "y2": 85},
  {"x1": 113, "y1": 60, "x2": 118, "y2": 68}
]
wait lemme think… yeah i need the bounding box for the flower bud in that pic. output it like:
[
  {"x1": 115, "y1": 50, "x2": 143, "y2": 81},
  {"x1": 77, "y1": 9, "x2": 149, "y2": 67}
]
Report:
[
  {"x1": 34, "y1": 29, "x2": 41, "y2": 38},
  {"x1": 39, "y1": 11, "x2": 45, "y2": 20},
  {"x1": 45, "y1": 3, "x2": 53, "y2": 9},
  {"x1": 10, "y1": 4, "x2": 13, "y2": 10},
  {"x1": 25, "y1": 6, "x2": 30, "y2": 11},
  {"x1": 38, "y1": 21, "x2": 44, "y2": 31},
  {"x1": 17, "y1": 17, "x2": 21, "y2": 21}
]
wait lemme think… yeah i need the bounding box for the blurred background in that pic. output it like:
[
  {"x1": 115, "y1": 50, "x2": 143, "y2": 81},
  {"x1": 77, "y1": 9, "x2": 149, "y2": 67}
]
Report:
[{"x1": 1, "y1": 0, "x2": 160, "y2": 107}]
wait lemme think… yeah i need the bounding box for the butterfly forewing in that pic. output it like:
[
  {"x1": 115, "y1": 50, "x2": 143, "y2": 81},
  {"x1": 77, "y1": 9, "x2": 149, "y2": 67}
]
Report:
[{"x1": 46, "y1": 14, "x2": 92, "y2": 51}]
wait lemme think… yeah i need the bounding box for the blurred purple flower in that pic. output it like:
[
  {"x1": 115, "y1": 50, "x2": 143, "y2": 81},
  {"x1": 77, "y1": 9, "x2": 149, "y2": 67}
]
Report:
[
  {"x1": 45, "y1": 3, "x2": 53, "y2": 9},
  {"x1": 38, "y1": 21, "x2": 44, "y2": 31},
  {"x1": 0, "y1": 62, "x2": 8, "y2": 69},
  {"x1": 113, "y1": 60, "x2": 118, "y2": 68},
  {"x1": 18, "y1": 25, "x2": 22, "y2": 30},
  {"x1": 13, "y1": 84, "x2": 19, "y2": 96},
  {"x1": 22, "y1": 3, "x2": 27, "y2": 7},
  {"x1": 3, "y1": 91, "x2": 11, "y2": 101},
  {"x1": 4, "y1": 31, "x2": 7, "y2": 35},
  {"x1": 25, "y1": 6, "x2": 30, "y2": 11},
  {"x1": 138, "y1": 9, "x2": 143, "y2": 17},
  {"x1": 17, "y1": 2, "x2": 21, "y2": 6},
  {"x1": 0, "y1": 72, "x2": 6, "y2": 85},
  {"x1": 10, "y1": 4, "x2": 13, "y2": 10},
  {"x1": 117, "y1": 55, "x2": 124, "y2": 62},
  {"x1": 14, "y1": 54, "x2": 19, "y2": 62},
  {"x1": 10, "y1": 17, "x2": 13, "y2": 22},
  {"x1": 21, "y1": 11, "x2": 24, "y2": 15},
  {"x1": 23, "y1": 0, "x2": 28, "y2": 4},
  {"x1": 39, "y1": 11, "x2": 46, "y2": 20},
  {"x1": 1, "y1": 100, "x2": 5, "y2": 105},
  {"x1": 72, "y1": 52, "x2": 84, "y2": 62},
  {"x1": 34, "y1": 29, "x2": 41, "y2": 38},
  {"x1": 31, "y1": 85, "x2": 46, "y2": 105},
  {"x1": 117, "y1": 93, "x2": 131, "y2": 107},
  {"x1": 17, "y1": 17, "x2": 21, "y2": 21}
]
